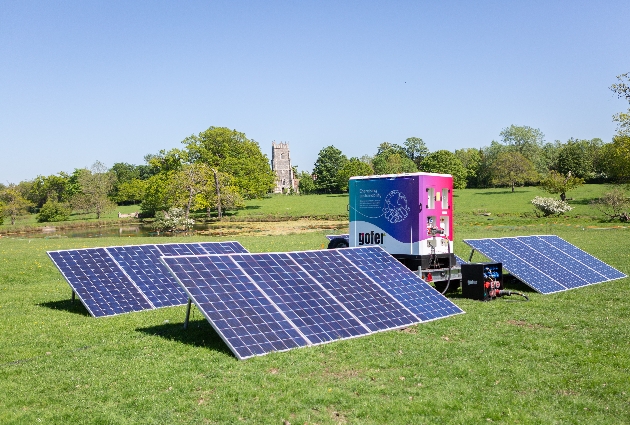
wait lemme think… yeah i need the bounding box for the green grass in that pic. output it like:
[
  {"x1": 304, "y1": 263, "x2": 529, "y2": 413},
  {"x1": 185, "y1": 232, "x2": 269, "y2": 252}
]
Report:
[{"x1": 1, "y1": 188, "x2": 630, "y2": 424}]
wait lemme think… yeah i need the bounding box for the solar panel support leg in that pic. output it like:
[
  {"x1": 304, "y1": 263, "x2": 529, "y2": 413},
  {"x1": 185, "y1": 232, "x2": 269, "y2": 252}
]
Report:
[
  {"x1": 468, "y1": 249, "x2": 475, "y2": 263},
  {"x1": 71, "y1": 290, "x2": 75, "y2": 303},
  {"x1": 184, "y1": 299, "x2": 192, "y2": 330}
]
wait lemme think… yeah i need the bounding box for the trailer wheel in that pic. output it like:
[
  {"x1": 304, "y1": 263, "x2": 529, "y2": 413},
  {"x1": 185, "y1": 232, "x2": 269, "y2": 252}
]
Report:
[{"x1": 327, "y1": 238, "x2": 349, "y2": 249}]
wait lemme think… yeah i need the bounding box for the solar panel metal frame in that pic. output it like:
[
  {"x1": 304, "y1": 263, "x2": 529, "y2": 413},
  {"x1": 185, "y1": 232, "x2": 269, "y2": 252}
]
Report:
[
  {"x1": 48, "y1": 241, "x2": 249, "y2": 317},
  {"x1": 464, "y1": 235, "x2": 626, "y2": 294},
  {"x1": 161, "y1": 246, "x2": 464, "y2": 360}
]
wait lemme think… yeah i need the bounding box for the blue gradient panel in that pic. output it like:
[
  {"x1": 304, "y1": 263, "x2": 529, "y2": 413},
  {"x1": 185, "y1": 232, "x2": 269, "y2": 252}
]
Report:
[
  {"x1": 197, "y1": 241, "x2": 249, "y2": 255},
  {"x1": 339, "y1": 247, "x2": 464, "y2": 321},
  {"x1": 289, "y1": 250, "x2": 419, "y2": 332},
  {"x1": 161, "y1": 255, "x2": 309, "y2": 360},
  {"x1": 454, "y1": 255, "x2": 467, "y2": 266},
  {"x1": 48, "y1": 248, "x2": 152, "y2": 317},
  {"x1": 464, "y1": 236, "x2": 626, "y2": 294},
  {"x1": 230, "y1": 253, "x2": 369, "y2": 344}
]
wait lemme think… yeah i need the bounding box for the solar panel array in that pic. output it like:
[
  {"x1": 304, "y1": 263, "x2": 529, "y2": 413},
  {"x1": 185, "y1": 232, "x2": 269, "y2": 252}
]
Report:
[
  {"x1": 464, "y1": 235, "x2": 626, "y2": 294},
  {"x1": 161, "y1": 246, "x2": 464, "y2": 360},
  {"x1": 48, "y1": 242, "x2": 249, "y2": 317}
]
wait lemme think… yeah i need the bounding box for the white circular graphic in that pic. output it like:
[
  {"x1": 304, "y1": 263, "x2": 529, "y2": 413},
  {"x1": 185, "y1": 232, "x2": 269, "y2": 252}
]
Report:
[{"x1": 383, "y1": 190, "x2": 410, "y2": 223}]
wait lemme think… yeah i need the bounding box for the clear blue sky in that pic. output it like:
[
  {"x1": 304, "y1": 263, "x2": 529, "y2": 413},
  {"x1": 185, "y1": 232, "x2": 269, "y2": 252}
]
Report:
[{"x1": 2, "y1": 1, "x2": 629, "y2": 184}]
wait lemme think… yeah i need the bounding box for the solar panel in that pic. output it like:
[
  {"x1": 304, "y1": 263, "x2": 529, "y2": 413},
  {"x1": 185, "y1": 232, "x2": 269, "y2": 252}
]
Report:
[
  {"x1": 454, "y1": 254, "x2": 467, "y2": 266},
  {"x1": 325, "y1": 234, "x2": 349, "y2": 241},
  {"x1": 464, "y1": 235, "x2": 626, "y2": 294},
  {"x1": 48, "y1": 248, "x2": 153, "y2": 317},
  {"x1": 161, "y1": 246, "x2": 463, "y2": 359},
  {"x1": 48, "y1": 241, "x2": 249, "y2": 317},
  {"x1": 338, "y1": 247, "x2": 464, "y2": 321}
]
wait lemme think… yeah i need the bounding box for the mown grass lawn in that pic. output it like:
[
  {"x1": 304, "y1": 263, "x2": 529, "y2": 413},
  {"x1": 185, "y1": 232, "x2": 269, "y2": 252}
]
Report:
[{"x1": 1, "y1": 187, "x2": 629, "y2": 424}]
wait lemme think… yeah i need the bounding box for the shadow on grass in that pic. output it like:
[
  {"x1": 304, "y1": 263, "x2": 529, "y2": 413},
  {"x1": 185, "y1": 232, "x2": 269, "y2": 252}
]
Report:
[
  {"x1": 38, "y1": 299, "x2": 91, "y2": 316},
  {"x1": 136, "y1": 319, "x2": 233, "y2": 356}
]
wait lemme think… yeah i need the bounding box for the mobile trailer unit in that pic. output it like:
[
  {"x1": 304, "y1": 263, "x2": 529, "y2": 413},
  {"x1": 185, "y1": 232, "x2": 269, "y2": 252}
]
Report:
[{"x1": 347, "y1": 172, "x2": 460, "y2": 286}]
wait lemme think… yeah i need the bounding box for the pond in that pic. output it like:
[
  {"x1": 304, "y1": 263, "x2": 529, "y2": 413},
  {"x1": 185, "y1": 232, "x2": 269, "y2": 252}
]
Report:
[{"x1": 3, "y1": 220, "x2": 349, "y2": 239}]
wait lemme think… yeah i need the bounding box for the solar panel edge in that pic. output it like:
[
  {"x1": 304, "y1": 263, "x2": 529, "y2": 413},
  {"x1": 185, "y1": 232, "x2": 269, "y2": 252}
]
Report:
[{"x1": 103, "y1": 247, "x2": 157, "y2": 310}]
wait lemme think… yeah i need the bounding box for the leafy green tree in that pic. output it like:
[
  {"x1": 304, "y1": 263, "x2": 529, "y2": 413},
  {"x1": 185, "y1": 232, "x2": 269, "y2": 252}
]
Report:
[
  {"x1": 403, "y1": 137, "x2": 429, "y2": 168},
  {"x1": 419, "y1": 150, "x2": 467, "y2": 189},
  {"x1": 600, "y1": 135, "x2": 630, "y2": 182},
  {"x1": 144, "y1": 148, "x2": 187, "y2": 175},
  {"x1": 372, "y1": 142, "x2": 417, "y2": 175},
  {"x1": 336, "y1": 158, "x2": 373, "y2": 192},
  {"x1": 170, "y1": 162, "x2": 212, "y2": 219},
  {"x1": 490, "y1": 151, "x2": 539, "y2": 192},
  {"x1": 499, "y1": 125, "x2": 546, "y2": 173},
  {"x1": 297, "y1": 171, "x2": 316, "y2": 194},
  {"x1": 182, "y1": 127, "x2": 275, "y2": 198},
  {"x1": 313, "y1": 146, "x2": 348, "y2": 193},
  {"x1": 72, "y1": 161, "x2": 116, "y2": 219},
  {"x1": 610, "y1": 72, "x2": 630, "y2": 136},
  {"x1": 454, "y1": 148, "x2": 482, "y2": 188},
  {"x1": 0, "y1": 185, "x2": 34, "y2": 225},
  {"x1": 113, "y1": 179, "x2": 147, "y2": 204},
  {"x1": 140, "y1": 172, "x2": 175, "y2": 217},
  {"x1": 37, "y1": 199, "x2": 72, "y2": 222},
  {"x1": 28, "y1": 173, "x2": 71, "y2": 208},
  {"x1": 540, "y1": 170, "x2": 584, "y2": 201},
  {"x1": 556, "y1": 138, "x2": 603, "y2": 180},
  {"x1": 196, "y1": 169, "x2": 244, "y2": 219}
]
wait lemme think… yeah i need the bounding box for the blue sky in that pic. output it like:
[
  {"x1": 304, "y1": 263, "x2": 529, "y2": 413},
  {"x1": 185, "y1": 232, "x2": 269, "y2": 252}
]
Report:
[{"x1": 1, "y1": 1, "x2": 629, "y2": 184}]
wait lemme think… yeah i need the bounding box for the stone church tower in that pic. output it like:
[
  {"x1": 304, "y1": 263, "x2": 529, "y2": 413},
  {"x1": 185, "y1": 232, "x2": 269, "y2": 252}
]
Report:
[{"x1": 271, "y1": 142, "x2": 298, "y2": 193}]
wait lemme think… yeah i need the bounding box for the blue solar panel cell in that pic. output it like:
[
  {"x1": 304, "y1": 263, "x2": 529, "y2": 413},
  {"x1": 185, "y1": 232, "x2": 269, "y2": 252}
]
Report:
[
  {"x1": 161, "y1": 255, "x2": 309, "y2": 360},
  {"x1": 537, "y1": 235, "x2": 626, "y2": 280},
  {"x1": 289, "y1": 250, "x2": 419, "y2": 332},
  {"x1": 464, "y1": 235, "x2": 626, "y2": 294},
  {"x1": 48, "y1": 248, "x2": 152, "y2": 317},
  {"x1": 48, "y1": 241, "x2": 250, "y2": 317},
  {"x1": 465, "y1": 238, "x2": 566, "y2": 294},
  {"x1": 230, "y1": 253, "x2": 369, "y2": 344},
  {"x1": 106, "y1": 245, "x2": 188, "y2": 307},
  {"x1": 494, "y1": 238, "x2": 589, "y2": 290},
  {"x1": 454, "y1": 255, "x2": 467, "y2": 266},
  {"x1": 338, "y1": 247, "x2": 464, "y2": 321}
]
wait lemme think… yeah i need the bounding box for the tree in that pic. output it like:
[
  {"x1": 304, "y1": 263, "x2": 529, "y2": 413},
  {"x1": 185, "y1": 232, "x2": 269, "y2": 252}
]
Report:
[
  {"x1": 312, "y1": 146, "x2": 348, "y2": 193},
  {"x1": 372, "y1": 142, "x2": 417, "y2": 175},
  {"x1": 113, "y1": 179, "x2": 147, "y2": 205},
  {"x1": 556, "y1": 138, "x2": 602, "y2": 180},
  {"x1": 454, "y1": 148, "x2": 482, "y2": 188},
  {"x1": 404, "y1": 137, "x2": 429, "y2": 168},
  {"x1": 591, "y1": 188, "x2": 630, "y2": 221},
  {"x1": 540, "y1": 170, "x2": 584, "y2": 201},
  {"x1": 297, "y1": 171, "x2": 316, "y2": 194},
  {"x1": 336, "y1": 158, "x2": 373, "y2": 192},
  {"x1": 28, "y1": 173, "x2": 71, "y2": 208},
  {"x1": 419, "y1": 150, "x2": 468, "y2": 189},
  {"x1": 72, "y1": 161, "x2": 116, "y2": 219},
  {"x1": 37, "y1": 199, "x2": 72, "y2": 222},
  {"x1": 600, "y1": 135, "x2": 630, "y2": 183},
  {"x1": 196, "y1": 169, "x2": 244, "y2": 219},
  {"x1": 182, "y1": 127, "x2": 275, "y2": 198},
  {"x1": 0, "y1": 185, "x2": 34, "y2": 225},
  {"x1": 140, "y1": 172, "x2": 175, "y2": 217},
  {"x1": 610, "y1": 72, "x2": 630, "y2": 137},
  {"x1": 170, "y1": 162, "x2": 212, "y2": 219},
  {"x1": 499, "y1": 125, "x2": 546, "y2": 173},
  {"x1": 490, "y1": 151, "x2": 538, "y2": 192}
]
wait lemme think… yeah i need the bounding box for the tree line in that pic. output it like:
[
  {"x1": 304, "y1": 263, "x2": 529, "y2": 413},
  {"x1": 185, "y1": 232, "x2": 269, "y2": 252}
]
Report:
[{"x1": 1, "y1": 73, "x2": 629, "y2": 225}]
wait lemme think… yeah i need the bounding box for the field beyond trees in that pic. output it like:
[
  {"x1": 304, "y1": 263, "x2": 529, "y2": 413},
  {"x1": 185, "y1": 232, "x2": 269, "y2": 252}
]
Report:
[{"x1": 1, "y1": 188, "x2": 629, "y2": 424}]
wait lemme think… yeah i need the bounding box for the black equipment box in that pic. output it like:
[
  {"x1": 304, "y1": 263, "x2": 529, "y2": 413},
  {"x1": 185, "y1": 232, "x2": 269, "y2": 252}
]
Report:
[{"x1": 461, "y1": 262, "x2": 503, "y2": 301}]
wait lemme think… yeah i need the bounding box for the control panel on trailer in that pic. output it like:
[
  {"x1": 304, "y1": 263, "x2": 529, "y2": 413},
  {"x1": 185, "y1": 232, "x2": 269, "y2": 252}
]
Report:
[{"x1": 329, "y1": 172, "x2": 461, "y2": 288}]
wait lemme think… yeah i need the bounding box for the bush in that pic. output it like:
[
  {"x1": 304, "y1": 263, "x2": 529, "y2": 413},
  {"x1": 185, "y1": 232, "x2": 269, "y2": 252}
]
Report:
[
  {"x1": 591, "y1": 188, "x2": 630, "y2": 221},
  {"x1": 531, "y1": 196, "x2": 573, "y2": 217},
  {"x1": 151, "y1": 207, "x2": 195, "y2": 233},
  {"x1": 37, "y1": 200, "x2": 72, "y2": 222}
]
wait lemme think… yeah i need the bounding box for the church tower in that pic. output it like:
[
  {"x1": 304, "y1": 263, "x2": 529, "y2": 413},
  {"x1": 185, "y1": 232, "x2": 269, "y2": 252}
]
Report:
[{"x1": 271, "y1": 142, "x2": 297, "y2": 193}]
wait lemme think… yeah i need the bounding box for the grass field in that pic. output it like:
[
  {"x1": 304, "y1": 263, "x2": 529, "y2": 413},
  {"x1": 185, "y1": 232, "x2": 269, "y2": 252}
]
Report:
[{"x1": 1, "y1": 187, "x2": 630, "y2": 424}]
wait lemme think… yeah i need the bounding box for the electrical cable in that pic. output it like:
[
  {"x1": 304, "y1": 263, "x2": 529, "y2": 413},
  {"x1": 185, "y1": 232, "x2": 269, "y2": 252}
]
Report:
[{"x1": 497, "y1": 290, "x2": 529, "y2": 301}]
